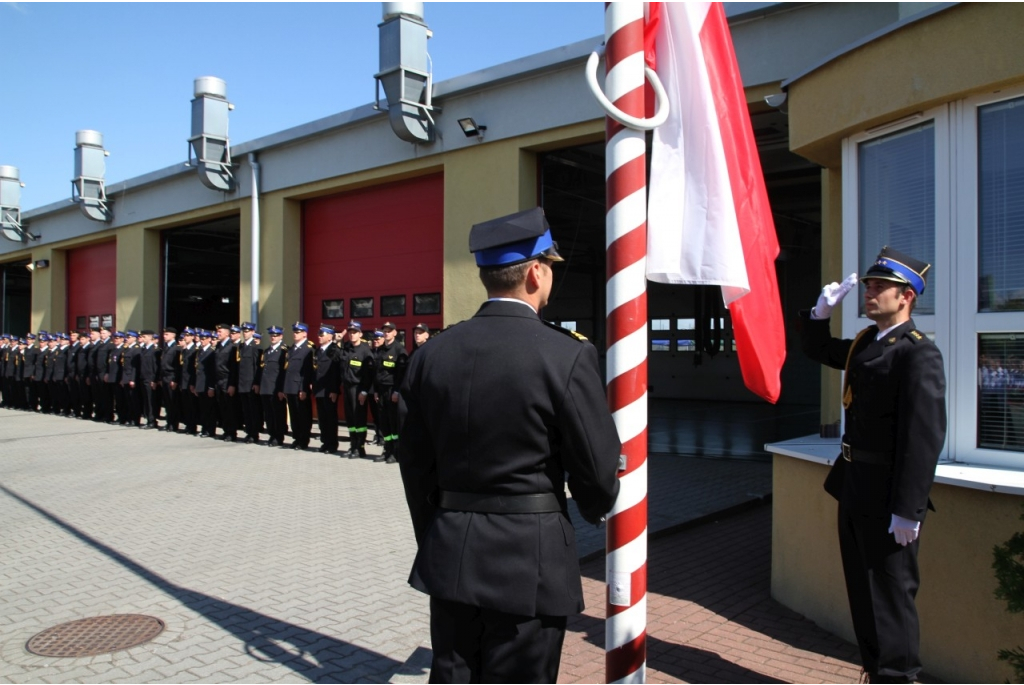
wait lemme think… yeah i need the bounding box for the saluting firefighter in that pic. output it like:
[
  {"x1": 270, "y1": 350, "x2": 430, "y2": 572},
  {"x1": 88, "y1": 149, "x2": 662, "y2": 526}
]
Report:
[
  {"x1": 283, "y1": 322, "x2": 316, "y2": 451},
  {"x1": 801, "y1": 246, "x2": 946, "y2": 684}
]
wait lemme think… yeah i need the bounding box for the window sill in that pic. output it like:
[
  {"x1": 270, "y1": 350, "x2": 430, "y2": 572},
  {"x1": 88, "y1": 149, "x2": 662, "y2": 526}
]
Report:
[{"x1": 766, "y1": 435, "x2": 1024, "y2": 496}]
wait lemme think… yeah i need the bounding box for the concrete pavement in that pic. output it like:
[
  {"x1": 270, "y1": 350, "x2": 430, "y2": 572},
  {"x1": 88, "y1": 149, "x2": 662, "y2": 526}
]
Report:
[{"x1": 0, "y1": 409, "x2": 865, "y2": 683}]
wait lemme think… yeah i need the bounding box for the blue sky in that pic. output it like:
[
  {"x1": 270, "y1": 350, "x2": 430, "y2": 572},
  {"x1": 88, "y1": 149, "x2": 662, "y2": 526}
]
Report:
[{"x1": 2, "y1": 2, "x2": 604, "y2": 211}]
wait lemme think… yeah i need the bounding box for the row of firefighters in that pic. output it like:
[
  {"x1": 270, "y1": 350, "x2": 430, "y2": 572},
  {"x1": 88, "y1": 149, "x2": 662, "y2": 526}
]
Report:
[{"x1": 0, "y1": 319, "x2": 433, "y2": 462}]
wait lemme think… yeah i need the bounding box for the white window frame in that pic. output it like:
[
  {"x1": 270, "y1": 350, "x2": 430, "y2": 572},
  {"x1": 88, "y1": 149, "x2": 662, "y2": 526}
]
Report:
[
  {"x1": 842, "y1": 85, "x2": 1024, "y2": 469},
  {"x1": 842, "y1": 104, "x2": 952, "y2": 461},
  {"x1": 952, "y1": 85, "x2": 1024, "y2": 468}
]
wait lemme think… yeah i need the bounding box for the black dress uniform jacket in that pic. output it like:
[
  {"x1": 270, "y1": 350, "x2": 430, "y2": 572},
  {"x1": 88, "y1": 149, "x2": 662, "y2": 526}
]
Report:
[
  {"x1": 258, "y1": 344, "x2": 287, "y2": 396},
  {"x1": 399, "y1": 300, "x2": 621, "y2": 617},
  {"x1": 800, "y1": 314, "x2": 946, "y2": 520},
  {"x1": 801, "y1": 312, "x2": 946, "y2": 680},
  {"x1": 283, "y1": 341, "x2": 315, "y2": 394}
]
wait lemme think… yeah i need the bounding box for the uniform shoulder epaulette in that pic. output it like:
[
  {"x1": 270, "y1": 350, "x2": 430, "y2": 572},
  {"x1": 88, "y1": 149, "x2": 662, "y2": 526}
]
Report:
[
  {"x1": 543, "y1": 320, "x2": 588, "y2": 342},
  {"x1": 306, "y1": 341, "x2": 314, "y2": 348},
  {"x1": 905, "y1": 329, "x2": 926, "y2": 344}
]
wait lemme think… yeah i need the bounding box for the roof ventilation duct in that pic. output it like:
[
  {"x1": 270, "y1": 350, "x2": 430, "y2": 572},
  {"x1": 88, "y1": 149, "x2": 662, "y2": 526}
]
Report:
[
  {"x1": 72, "y1": 130, "x2": 113, "y2": 222},
  {"x1": 188, "y1": 76, "x2": 236, "y2": 192},
  {"x1": 0, "y1": 166, "x2": 34, "y2": 242},
  {"x1": 374, "y1": 2, "x2": 438, "y2": 144}
]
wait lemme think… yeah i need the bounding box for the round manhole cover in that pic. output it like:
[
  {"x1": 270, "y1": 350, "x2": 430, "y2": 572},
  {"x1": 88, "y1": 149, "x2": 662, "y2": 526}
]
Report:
[{"x1": 26, "y1": 615, "x2": 165, "y2": 658}]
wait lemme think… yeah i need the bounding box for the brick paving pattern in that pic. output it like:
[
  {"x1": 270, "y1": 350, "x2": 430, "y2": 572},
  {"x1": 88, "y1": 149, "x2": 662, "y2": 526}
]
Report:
[
  {"x1": 1, "y1": 410, "x2": 864, "y2": 683},
  {"x1": 561, "y1": 507, "x2": 863, "y2": 683}
]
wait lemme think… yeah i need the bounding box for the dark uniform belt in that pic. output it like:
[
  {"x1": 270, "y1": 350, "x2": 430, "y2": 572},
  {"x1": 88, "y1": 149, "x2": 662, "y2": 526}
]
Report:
[
  {"x1": 841, "y1": 442, "x2": 892, "y2": 466},
  {"x1": 438, "y1": 491, "x2": 564, "y2": 514}
]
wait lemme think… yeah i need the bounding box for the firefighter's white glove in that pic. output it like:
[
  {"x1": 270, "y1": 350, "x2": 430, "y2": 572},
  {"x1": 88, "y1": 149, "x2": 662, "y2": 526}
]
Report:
[
  {"x1": 811, "y1": 273, "x2": 859, "y2": 320},
  {"x1": 888, "y1": 514, "x2": 920, "y2": 547}
]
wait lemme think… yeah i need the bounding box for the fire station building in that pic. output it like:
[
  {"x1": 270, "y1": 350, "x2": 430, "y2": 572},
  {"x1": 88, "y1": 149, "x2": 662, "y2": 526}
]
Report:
[{"x1": 1, "y1": 3, "x2": 1022, "y2": 681}]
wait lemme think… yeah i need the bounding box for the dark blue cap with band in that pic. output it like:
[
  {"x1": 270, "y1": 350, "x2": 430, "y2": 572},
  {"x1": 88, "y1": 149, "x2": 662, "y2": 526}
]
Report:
[
  {"x1": 292, "y1": 322, "x2": 309, "y2": 333},
  {"x1": 864, "y1": 246, "x2": 930, "y2": 295},
  {"x1": 319, "y1": 324, "x2": 335, "y2": 335},
  {"x1": 241, "y1": 322, "x2": 255, "y2": 331},
  {"x1": 347, "y1": 321, "x2": 362, "y2": 331},
  {"x1": 469, "y1": 207, "x2": 564, "y2": 267},
  {"x1": 267, "y1": 325, "x2": 283, "y2": 335}
]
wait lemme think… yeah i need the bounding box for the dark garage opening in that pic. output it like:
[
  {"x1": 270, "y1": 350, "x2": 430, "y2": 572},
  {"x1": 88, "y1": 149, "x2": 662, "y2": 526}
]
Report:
[
  {"x1": 1, "y1": 259, "x2": 31, "y2": 337},
  {"x1": 163, "y1": 217, "x2": 240, "y2": 330},
  {"x1": 538, "y1": 109, "x2": 825, "y2": 455}
]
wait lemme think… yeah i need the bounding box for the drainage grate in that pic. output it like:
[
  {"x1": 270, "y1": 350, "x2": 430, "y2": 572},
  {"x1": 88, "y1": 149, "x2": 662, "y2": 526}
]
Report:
[{"x1": 26, "y1": 615, "x2": 165, "y2": 658}]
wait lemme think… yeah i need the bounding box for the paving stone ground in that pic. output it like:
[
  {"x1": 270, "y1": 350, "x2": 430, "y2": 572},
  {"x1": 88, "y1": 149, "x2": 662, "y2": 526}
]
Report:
[{"x1": 0, "y1": 409, "x2": 864, "y2": 683}]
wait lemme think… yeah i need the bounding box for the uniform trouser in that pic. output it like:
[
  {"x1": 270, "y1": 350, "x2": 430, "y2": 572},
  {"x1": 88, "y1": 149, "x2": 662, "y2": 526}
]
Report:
[
  {"x1": 181, "y1": 386, "x2": 198, "y2": 433},
  {"x1": 94, "y1": 379, "x2": 111, "y2": 421},
  {"x1": 342, "y1": 384, "x2": 369, "y2": 450},
  {"x1": 239, "y1": 391, "x2": 260, "y2": 439},
  {"x1": 198, "y1": 390, "x2": 217, "y2": 435},
  {"x1": 287, "y1": 393, "x2": 312, "y2": 447},
  {"x1": 68, "y1": 376, "x2": 81, "y2": 415},
  {"x1": 377, "y1": 384, "x2": 400, "y2": 453},
  {"x1": 838, "y1": 503, "x2": 922, "y2": 682},
  {"x1": 39, "y1": 380, "x2": 52, "y2": 413},
  {"x1": 54, "y1": 380, "x2": 70, "y2": 415},
  {"x1": 122, "y1": 383, "x2": 141, "y2": 425},
  {"x1": 215, "y1": 387, "x2": 238, "y2": 437},
  {"x1": 161, "y1": 382, "x2": 180, "y2": 430},
  {"x1": 142, "y1": 382, "x2": 158, "y2": 424},
  {"x1": 79, "y1": 377, "x2": 92, "y2": 419},
  {"x1": 110, "y1": 382, "x2": 124, "y2": 422},
  {"x1": 315, "y1": 395, "x2": 339, "y2": 451},
  {"x1": 261, "y1": 393, "x2": 287, "y2": 444},
  {"x1": 428, "y1": 597, "x2": 566, "y2": 684}
]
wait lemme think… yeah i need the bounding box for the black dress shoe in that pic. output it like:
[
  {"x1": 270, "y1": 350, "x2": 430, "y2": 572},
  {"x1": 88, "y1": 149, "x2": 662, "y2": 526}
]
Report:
[
  {"x1": 385, "y1": 455, "x2": 398, "y2": 464},
  {"x1": 243, "y1": 437, "x2": 255, "y2": 445},
  {"x1": 267, "y1": 439, "x2": 280, "y2": 447},
  {"x1": 292, "y1": 443, "x2": 304, "y2": 451},
  {"x1": 373, "y1": 453, "x2": 387, "y2": 463}
]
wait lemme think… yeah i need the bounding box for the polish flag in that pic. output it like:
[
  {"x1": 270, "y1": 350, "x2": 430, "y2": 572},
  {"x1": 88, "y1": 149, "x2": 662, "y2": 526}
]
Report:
[{"x1": 645, "y1": 2, "x2": 785, "y2": 404}]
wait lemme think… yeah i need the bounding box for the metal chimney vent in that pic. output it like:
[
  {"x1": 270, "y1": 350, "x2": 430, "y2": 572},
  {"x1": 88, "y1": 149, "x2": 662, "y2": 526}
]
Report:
[
  {"x1": 375, "y1": 2, "x2": 438, "y2": 144},
  {"x1": 188, "y1": 76, "x2": 235, "y2": 192},
  {"x1": 72, "y1": 130, "x2": 113, "y2": 222},
  {"x1": 0, "y1": 165, "x2": 31, "y2": 242}
]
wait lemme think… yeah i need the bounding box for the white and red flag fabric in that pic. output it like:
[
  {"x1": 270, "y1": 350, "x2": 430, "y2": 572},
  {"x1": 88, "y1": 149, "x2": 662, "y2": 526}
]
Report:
[{"x1": 645, "y1": 1, "x2": 786, "y2": 404}]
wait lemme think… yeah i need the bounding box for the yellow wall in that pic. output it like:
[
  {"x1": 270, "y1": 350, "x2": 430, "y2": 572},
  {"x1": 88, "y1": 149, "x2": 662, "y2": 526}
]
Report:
[
  {"x1": 773, "y1": 455, "x2": 1024, "y2": 683},
  {"x1": 788, "y1": 3, "x2": 1024, "y2": 168},
  {"x1": 818, "y1": 168, "x2": 843, "y2": 427}
]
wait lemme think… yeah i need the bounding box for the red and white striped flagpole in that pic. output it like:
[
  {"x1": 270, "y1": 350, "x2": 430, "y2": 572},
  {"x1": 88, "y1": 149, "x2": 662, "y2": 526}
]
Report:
[{"x1": 601, "y1": 4, "x2": 649, "y2": 683}]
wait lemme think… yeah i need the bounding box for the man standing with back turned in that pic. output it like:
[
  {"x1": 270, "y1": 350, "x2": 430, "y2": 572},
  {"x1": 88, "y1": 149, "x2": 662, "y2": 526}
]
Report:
[
  {"x1": 800, "y1": 246, "x2": 946, "y2": 683},
  {"x1": 398, "y1": 207, "x2": 621, "y2": 683}
]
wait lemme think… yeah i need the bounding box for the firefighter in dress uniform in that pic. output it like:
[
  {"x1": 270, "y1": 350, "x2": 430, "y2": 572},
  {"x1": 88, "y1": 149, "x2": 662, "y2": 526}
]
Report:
[
  {"x1": 259, "y1": 326, "x2": 288, "y2": 447},
  {"x1": 283, "y1": 322, "x2": 315, "y2": 450},
  {"x1": 800, "y1": 246, "x2": 946, "y2": 683},
  {"x1": 398, "y1": 207, "x2": 621, "y2": 682}
]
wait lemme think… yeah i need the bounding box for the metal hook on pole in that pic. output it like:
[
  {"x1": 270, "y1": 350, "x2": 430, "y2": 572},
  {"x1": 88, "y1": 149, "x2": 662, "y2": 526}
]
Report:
[{"x1": 585, "y1": 44, "x2": 670, "y2": 131}]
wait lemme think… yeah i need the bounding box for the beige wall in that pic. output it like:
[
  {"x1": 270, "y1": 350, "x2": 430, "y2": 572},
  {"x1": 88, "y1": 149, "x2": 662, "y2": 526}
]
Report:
[
  {"x1": 788, "y1": 3, "x2": 1024, "y2": 168},
  {"x1": 773, "y1": 455, "x2": 1024, "y2": 683}
]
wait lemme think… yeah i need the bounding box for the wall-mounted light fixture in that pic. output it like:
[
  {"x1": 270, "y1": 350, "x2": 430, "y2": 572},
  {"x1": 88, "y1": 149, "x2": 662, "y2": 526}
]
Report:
[{"x1": 458, "y1": 117, "x2": 486, "y2": 140}]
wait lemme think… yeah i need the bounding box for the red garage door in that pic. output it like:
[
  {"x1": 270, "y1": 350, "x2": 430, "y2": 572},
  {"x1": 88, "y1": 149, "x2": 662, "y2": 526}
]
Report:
[
  {"x1": 67, "y1": 241, "x2": 116, "y2": 331},
  {"x1": 302, "y1": 173, "x2": 444, "y2": 342}
]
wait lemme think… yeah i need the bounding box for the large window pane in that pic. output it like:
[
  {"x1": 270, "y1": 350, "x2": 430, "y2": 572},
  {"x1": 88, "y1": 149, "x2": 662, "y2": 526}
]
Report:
[
  {"x1": 978, "y1": 96, "x2": 1024, "y2": 312},
  {"x1": 859, "y1": 122, "x2": 935, "y2": 314},
  {"x1": 978, "y1": 333, "x2": 1024, "y2": 452}
]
